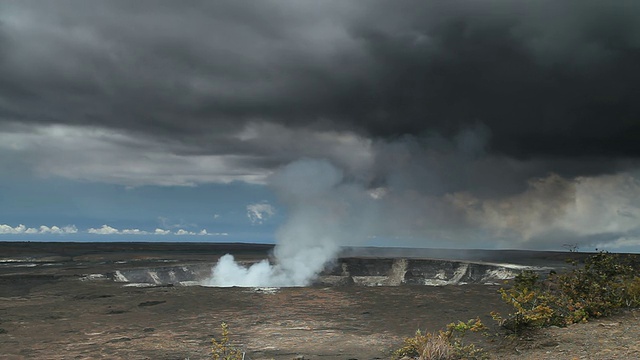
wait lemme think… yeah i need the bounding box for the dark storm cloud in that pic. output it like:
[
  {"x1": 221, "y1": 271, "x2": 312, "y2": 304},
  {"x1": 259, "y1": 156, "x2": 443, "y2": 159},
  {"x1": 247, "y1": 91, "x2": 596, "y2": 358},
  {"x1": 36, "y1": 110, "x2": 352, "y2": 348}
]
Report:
[
  {"x1": 339, "y1": 1, "x2": 640, "y2": 161},
  {"x1": 1, "y1": 0, "x2": 640, "y2": 164},
  {"x1": 4, "y1": 1, "x2": 640, "y2": 251}
]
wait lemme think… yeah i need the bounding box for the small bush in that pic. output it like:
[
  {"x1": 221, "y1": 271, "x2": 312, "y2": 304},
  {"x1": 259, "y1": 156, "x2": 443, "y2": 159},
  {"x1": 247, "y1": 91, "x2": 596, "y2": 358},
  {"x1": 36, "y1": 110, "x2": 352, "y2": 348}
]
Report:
[
  {"x1": 212, "y1": 322, "x2": 243, "y2": 360},
  {"x1": 393, "y1": 318, "x2": 487, "y2": 360},
  {"x1": 394, "y1": 330, "x2": 452, "y2": 360},
  {"x1": 491, "y1": 271, "x2": 566, "y2": 332}
]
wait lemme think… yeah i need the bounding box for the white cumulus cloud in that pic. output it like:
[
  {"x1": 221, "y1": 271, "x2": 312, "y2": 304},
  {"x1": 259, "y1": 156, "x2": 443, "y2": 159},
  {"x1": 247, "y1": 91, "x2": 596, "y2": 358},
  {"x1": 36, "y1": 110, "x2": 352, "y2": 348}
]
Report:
[
  {"x1": 247, "y1": 202, "x2": 276, "y2": 225},
  {"x1": 175, "y1": 229, "x2": 195, "y2": 236},
  {"x1": 87, "y1": 225, "x2": 157, "y2": 235},
  {"x1": 87, "y1": 225, "x2": 121, "y2": 235},
  {"x1": 154, "y1": 228, "x2": 171, "y2": 235},
  {"x1": 174, "y1": 228, "x2": 228, "y2": 236},
  {"x1": 2, "y1": 223, "x2": 224, "y2": 237},
  {"x1": 0, "y1": 224, "x2": 26, "y2": 234},
  {"x1": 120, "y1": 228, "x2": 148, "y2": 235},
  {"x1": 0, "y1": 224, "x2": 78, "y2": 235}
]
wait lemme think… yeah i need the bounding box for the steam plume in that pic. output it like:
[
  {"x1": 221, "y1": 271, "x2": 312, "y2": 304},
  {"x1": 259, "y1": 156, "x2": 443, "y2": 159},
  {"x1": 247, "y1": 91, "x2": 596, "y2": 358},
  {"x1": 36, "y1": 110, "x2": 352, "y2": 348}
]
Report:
[{"x1": 205, "y1": 159, "x2": 376, "y2": 287}]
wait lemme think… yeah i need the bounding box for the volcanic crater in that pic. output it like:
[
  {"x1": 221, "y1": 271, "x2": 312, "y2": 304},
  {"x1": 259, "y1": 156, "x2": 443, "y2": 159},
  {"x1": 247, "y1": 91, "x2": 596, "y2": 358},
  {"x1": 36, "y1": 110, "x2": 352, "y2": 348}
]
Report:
[{"x1": 0, "y1": 242, "x2": 578, "y2": 359}]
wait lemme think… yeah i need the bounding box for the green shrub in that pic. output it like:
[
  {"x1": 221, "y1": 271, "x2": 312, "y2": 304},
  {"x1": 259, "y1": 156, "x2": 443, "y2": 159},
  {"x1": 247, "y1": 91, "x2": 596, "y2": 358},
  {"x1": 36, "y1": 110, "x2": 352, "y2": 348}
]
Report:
[
  {"x1": 557, "y1": 251, "x2": 637, "y2": 318},
  {"x1": 493, "y1": 271, "x2": 564, "y2": 330}
]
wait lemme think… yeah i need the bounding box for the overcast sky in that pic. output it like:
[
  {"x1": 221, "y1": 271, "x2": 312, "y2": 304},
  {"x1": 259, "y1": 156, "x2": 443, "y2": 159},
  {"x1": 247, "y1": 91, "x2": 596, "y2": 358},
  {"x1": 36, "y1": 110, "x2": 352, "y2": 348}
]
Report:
[{"x1": 1, "y1": 1, "x2": 640, "y2": 250}]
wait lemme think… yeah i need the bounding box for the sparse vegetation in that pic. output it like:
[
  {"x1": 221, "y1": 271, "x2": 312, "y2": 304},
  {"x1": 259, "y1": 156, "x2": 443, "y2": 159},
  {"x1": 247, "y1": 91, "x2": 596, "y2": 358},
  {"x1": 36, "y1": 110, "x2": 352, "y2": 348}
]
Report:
[
  {"x1": 491, "y1": 251, "x2": 640, "y2": 334},
  {"x1": 211, "y1": 322, "x2": 244, "y2": 360},
  {"x1": 393, "y1": 318, "x2": 487, "y2": 360}
]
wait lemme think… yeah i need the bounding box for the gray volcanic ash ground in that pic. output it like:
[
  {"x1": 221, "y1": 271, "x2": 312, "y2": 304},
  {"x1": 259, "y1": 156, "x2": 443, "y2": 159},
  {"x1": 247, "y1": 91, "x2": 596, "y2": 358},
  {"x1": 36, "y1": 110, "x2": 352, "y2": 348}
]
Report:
[{"x1": 0, "y1": 242, "x2": 597, "y2": 359}]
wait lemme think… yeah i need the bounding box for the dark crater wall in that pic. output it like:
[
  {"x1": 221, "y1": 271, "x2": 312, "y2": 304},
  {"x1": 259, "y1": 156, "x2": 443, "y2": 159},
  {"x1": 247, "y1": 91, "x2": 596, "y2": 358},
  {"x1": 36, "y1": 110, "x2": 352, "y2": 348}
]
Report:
[{"x1": 107, "y1": 257, "x2": 551, "y2": 287}]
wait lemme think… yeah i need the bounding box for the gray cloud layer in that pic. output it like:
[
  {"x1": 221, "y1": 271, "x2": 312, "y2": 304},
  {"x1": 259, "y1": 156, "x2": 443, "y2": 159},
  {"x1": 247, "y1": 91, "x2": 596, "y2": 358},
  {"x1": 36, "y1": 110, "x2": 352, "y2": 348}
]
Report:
[
  {"x1": 2, "y1": 1, "x2": 640, "y2": 161},
  {"x1": 2, "y1": 1, "x2": 640, "y2": 250}
]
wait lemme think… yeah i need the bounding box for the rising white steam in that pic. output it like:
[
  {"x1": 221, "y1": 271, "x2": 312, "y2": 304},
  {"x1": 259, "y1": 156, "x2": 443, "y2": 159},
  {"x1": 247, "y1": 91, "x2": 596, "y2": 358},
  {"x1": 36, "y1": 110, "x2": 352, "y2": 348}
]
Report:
[{"x1": 205, "y1": 159, "x2": 376, "y2": 287}]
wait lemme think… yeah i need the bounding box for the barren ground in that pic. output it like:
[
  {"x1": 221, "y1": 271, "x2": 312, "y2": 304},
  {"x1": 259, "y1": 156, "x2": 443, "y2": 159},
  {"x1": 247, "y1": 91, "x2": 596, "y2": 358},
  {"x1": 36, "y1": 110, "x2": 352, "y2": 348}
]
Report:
[
  {"x1": 0, "y1": 242, "x2": 637, "y2": 359},
  {"x1": 488, "y1": 309, "x2": 640, "y2": 360}
]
